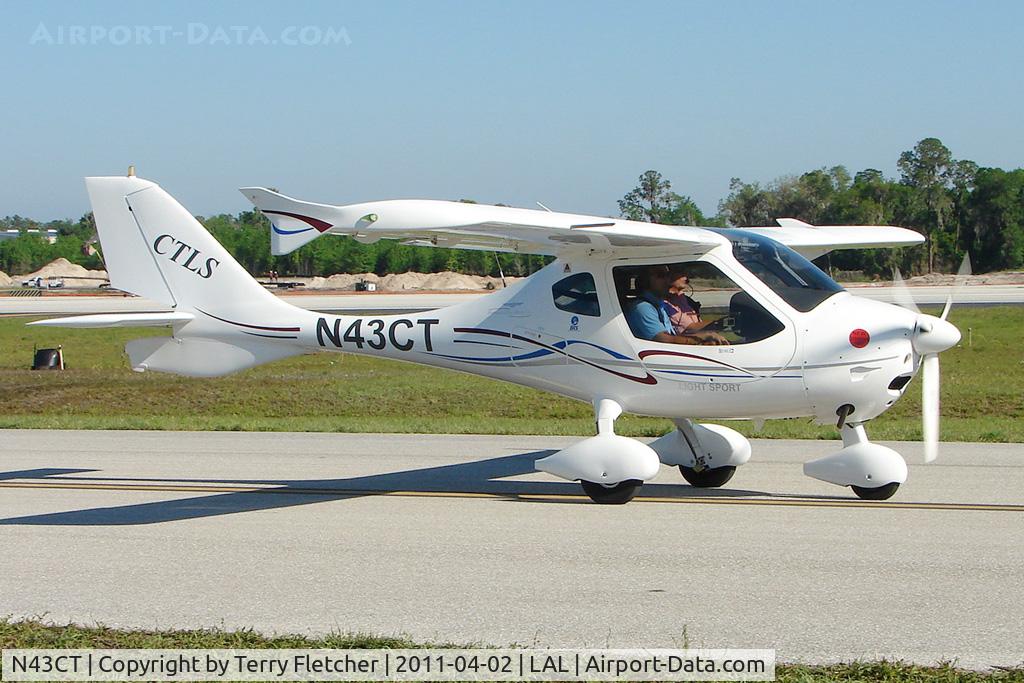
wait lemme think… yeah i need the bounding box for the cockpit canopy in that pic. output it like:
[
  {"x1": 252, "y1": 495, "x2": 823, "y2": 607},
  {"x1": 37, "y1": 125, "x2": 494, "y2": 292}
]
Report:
[{"x1": 712, "y1": 229, "x2": 844, "y2": 312}]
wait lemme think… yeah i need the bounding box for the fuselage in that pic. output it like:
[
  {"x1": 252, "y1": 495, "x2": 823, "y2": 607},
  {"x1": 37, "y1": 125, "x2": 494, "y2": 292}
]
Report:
[{"x1": 187, "y1": 230, "x2": 920, "y2": 426}]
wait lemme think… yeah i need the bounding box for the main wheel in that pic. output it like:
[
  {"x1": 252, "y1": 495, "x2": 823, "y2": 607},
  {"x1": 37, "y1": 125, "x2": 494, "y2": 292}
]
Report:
[
  {"x1": 851, "y1": 482, "x2": 900, "y2": 500},
  {"x1": 678, "y1": 465, "x2": 736, "y2": 488},
  {"x1": 580, "y1": 479, "x2": 643, "y2": 505}
]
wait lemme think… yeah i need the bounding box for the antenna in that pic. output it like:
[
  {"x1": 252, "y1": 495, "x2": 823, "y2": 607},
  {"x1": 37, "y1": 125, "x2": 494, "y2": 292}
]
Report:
[
  {"x1": 536, "y1": 201, "x2": 553, "y2": 212},
  {"x1": 127, "y1": 165, "x2": 136, "y2": 177}
]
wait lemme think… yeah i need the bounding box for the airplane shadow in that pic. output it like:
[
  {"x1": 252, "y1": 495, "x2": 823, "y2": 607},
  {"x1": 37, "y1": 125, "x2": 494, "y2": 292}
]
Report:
[
  {"x1": 0, "y1": 451, "x2": 773, "y2": 526},
  {"x1": 0, "y1": 468, "x2": 96, "y2": 481}
]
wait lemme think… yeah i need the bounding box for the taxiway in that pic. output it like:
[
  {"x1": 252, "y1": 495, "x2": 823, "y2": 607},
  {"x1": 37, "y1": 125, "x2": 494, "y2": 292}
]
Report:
[{"x1": 1, "y1": 430, "x2": 1022, "y2": 668}]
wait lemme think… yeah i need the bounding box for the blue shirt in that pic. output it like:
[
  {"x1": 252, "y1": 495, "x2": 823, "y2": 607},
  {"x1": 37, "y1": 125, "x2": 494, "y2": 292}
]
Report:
[{"x1": 625, "y1": 292, "x2": 673, "y2": 340}]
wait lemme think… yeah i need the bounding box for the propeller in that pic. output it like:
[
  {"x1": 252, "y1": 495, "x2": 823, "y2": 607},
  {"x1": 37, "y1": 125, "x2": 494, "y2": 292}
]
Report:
[
  {"x1": 940, "y1": 252, "x2": 972, "y2": 321},
  {"x1": 891, "y1": 254, "x2": 970, "y2": 462},
  {"x1": 891, "y1": 266, "x2": 921, "y2": 314},
  {"x1": 921, "y1": 354, "x2": 940, "y2": 462}
]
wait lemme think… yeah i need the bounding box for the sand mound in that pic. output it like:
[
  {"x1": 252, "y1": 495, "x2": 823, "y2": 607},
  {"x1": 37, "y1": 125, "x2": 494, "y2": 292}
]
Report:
[
  {"x1": 379, "y1": 272, "x2": 431, "y2": 290},
  {"x1": 292, "y1": 270, "x2": 523, "y2": 291},
  {"x1": 420, "y1": 272, "x2": 483, "y2": 290},
  {"x1": 19, "y1": 258, "x2": 108, "y2": 287},
  {"x1": 320, "y1": 273, "x2": 378, "y2": 290},
  {"x1": 24, "y1": 257, "x2": 92, "y2": 278},
  {"x1": 0, "y1": 271, "x2": 11, "y2": 287}
]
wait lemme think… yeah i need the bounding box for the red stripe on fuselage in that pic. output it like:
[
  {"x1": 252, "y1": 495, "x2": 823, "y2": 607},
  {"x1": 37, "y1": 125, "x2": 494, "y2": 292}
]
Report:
[{"x1": 261, "y1": 210, "x2": 333, "y2": 233}]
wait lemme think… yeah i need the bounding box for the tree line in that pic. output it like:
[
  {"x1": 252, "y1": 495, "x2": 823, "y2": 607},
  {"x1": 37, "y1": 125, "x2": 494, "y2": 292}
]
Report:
[
  {"x1": 620, "y1": 138, "x2": 1022, "y2": 277},
  {"x1": 2, "y1": 137, "x2": 1021, "y2": 278}
]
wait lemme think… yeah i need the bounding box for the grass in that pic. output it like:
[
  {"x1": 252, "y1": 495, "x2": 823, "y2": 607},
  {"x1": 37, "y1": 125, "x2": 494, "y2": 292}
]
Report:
[
  {"x1": 0, "y1": 307, "x2": 1021, "y2": 441},
  {"x1": 1, "y1": 619, "x2": 1022, "y2": 682},
  {"x1": 0, "y1": 618, "x2": 417, "y2": 650}
]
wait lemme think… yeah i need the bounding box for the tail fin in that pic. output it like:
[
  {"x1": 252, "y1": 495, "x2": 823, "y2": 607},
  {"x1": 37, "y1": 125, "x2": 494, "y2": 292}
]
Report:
[
  {"x1": 240, "y1": 187, "x2": 340, "y2": 255},
  {"x1": 87, "y1": 176, "x2": 282, "y2": 311},
  {"x1": 78, "y1": 175, "x2": 305, "y2": 377}
]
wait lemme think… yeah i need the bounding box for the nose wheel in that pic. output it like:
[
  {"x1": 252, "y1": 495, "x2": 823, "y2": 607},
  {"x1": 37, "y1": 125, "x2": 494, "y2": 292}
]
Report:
[
  {"x1": 580, "y1": 479, "x2": 643, "y2": 504},
  {"x1": 851, "y1": 482, "x2": 901, "y2": 500}
]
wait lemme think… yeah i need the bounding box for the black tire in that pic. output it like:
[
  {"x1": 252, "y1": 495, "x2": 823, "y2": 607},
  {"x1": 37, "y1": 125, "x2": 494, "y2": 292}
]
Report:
[
  {"x1": 678, "y1": 465, "x2": 736, "y2": 488},
  {"x1": 580, "y1": 479, "x2": 643, "y2": 505},
  {"x1": 851, "y1": 482, "x2": 900, "y2": 500}
]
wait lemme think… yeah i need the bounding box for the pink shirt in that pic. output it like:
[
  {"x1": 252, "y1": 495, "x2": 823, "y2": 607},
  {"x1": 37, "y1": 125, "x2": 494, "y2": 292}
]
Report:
[{"x1": 663, "y1": 292, "x2": 701, "y2": 334}]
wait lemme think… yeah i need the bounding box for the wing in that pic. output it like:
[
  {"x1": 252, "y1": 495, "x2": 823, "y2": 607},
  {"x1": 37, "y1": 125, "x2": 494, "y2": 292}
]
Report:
[
  {"x1": 742, "y1": 218, "x2": 925, "y2": 259},
  {"x1": 240, "y1": 188, "x2": 723, "y2": 257}
]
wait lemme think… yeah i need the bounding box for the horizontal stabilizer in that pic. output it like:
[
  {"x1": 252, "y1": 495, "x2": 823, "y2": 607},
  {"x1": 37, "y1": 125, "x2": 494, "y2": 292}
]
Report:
[
  {"x1": 126, "y1": 336, "x2": 304, "y2": 377},
  {"x1": 28, "y1": 312, "x2": 195, "y2": 328}
]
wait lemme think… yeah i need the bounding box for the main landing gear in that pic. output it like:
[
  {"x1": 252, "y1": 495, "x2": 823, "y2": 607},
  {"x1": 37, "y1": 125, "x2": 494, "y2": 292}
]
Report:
[
  {"x1": 535, "y1": 398, "x2": 661, "y2": 505},
  {"x1": 678, "y1": 464, "x2": 737, "y2": 488},
  {"x1": 649, "y1": 418, "x2": 751, "y2": 490},
  {"x1": 535, "y1": 403, "x2": 755, "y2": 504}
]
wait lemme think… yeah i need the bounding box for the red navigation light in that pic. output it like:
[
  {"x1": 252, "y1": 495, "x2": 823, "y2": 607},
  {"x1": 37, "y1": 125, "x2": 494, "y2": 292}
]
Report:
[{"x1": 849, "y1": 328, "x2": 870, "y2": 348}]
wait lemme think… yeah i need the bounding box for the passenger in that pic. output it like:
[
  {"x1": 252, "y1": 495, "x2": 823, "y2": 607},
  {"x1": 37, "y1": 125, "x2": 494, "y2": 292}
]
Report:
[
  {"x1": 663, "y1": 267, "x2": 703, "y2": 334},
  {"x1": 624, "y1": 265, "x2": 728, "y2": 345}
]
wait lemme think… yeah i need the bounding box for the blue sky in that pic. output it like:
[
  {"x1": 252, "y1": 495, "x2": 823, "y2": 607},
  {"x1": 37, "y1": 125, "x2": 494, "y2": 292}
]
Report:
[{"x1": 1, "y1": 0, "x2": 1022, "y2": 221}]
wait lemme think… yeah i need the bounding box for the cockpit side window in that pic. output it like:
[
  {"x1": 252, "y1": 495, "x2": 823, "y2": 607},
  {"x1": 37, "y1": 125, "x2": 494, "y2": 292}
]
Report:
[
  {"x1": 552, "y1": 272, "x2": 601, "y2": 317},
  {"x1": 712, "y1": 229, "x2": 844, "y2": 312},
  {"x1": 613, "y1": 261, "x2": 785, "y2": 345}
]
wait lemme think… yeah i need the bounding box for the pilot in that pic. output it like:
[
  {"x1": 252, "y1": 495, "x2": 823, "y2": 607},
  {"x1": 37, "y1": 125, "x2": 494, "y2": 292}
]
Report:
[{"x1": 625, "y1": 265, "x2": 728, "y2": 346}]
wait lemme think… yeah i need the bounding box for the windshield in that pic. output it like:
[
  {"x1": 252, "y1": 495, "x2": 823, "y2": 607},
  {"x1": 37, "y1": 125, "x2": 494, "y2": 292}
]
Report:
[{"x1": 712, "y1": 229, "x2": 844, "y2": 312}]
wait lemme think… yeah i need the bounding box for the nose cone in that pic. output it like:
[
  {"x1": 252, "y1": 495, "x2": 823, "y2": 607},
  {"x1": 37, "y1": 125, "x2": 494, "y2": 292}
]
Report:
[{"x1": 913, "y1": 314, "x2": 961, "y2": 355}]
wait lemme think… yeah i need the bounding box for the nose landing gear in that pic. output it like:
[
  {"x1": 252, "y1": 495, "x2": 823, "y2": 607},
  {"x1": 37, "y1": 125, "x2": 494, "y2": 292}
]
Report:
[
  {"x1": 803, "y1": 424, "x2": 907, "y2": 500},
  {"x1": 850, "y1": 481, "x2": 902, "y2": 500},
  {"x1": 580, "y1": 479, "x2": 644, "y2": 505}
]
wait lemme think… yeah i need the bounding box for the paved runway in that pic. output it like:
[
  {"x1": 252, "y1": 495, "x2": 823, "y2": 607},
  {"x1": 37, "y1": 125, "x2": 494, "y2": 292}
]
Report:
[
  {"x1": 2, "y1": 430, "x2": 1022, "y2": 668},
  {"x1": 0, "y1": 292, "x2": 482, "y2": 316},
  {"x1": 844, "y1": 282, "x2": 1024, "y2": 306},
  {"x1": 2, "y1": 283, "x2": 1023, "y2": 316}
]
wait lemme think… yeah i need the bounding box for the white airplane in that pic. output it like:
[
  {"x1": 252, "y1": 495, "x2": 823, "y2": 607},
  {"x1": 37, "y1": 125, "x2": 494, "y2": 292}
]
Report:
[{"x1": 32, "y1": 173, "x2": 963, "y2": 504}]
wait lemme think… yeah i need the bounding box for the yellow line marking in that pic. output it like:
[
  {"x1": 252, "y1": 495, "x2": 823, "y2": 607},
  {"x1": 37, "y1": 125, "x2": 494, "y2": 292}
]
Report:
[{"x1": 0, "y1": 481, "x2": 1022, "y2": 512}]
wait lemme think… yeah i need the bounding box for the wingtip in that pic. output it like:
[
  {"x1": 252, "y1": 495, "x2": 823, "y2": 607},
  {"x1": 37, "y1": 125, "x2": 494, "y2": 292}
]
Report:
[{"x1": 776, "y1": 217, "x2": 814, "y2": 229}]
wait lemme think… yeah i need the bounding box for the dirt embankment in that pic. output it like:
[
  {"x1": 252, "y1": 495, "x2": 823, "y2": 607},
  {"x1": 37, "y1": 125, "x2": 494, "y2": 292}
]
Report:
[{"x1": 849, "y1": 271, "x2": 1024, "y2": 287}]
